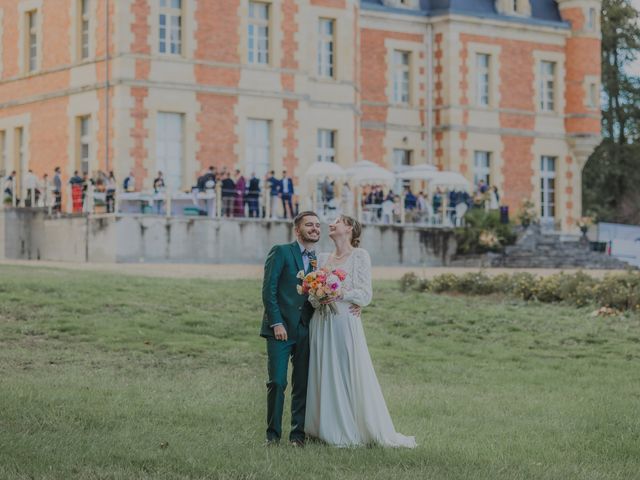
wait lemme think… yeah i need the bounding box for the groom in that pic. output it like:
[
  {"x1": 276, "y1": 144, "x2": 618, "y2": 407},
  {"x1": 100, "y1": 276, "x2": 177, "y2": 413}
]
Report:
[{"x1": 260, "y1": 211, "x2": 320, "y2": 447}]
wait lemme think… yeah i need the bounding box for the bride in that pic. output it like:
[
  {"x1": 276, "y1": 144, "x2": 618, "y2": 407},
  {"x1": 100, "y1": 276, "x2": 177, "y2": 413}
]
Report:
[{"x1": 305, "y1": 215, "x2": 416, "y2": 448}]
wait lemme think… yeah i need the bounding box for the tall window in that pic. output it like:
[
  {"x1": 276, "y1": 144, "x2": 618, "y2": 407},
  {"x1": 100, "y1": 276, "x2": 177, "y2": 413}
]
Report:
[
  {"x1": 248, "y1": 2, "x2": 269, "y2": 65},
  {"x1": 317, "y1": 18, "x2": 335, "y2": 78},
  {"x1": 14, "y1": 127, "x2": 24, "y2": 195},
  {"x1": 78, "y1": 116, "x2": 91, "y2": 174},
  {"x1": 540, "y1": 156, "x2": 556, "y2": 222},
  {"x1": 26, "y1": 10, "x2": 38, "y2": 72},
  {"x1": 317, "y1": 129, "x2": 336, "y2": 163},
  {"x1": 392, "y1": 50, "x2": 410, "y2": 105},
  {"x1": 393, "y1": 149, "x2": 412, "y2": 194},
  {"x1": 246, "y1": 119, "x2": 271, "y2": 179},
  {"x1": 159, "y1": 0, "x2": 182, "y2": 55},
  {"x1": 473, "y1": 151, "x2": 491, "y2": 187},
  {"x1": 156, "y1": 112, "x2": 184, "y2": 191},
  {"x1": 79, "y1": 0, "x2": 90, "y2": 59},
  {"x1": 539, "y1": 61, "x2": 556, "y2": 112},
  {"x1": 476, "y1": 53, "x2": 490, "y2": 106},
  {"x1": 587, "y1": 7, "x2": 597, "y2": 31}
]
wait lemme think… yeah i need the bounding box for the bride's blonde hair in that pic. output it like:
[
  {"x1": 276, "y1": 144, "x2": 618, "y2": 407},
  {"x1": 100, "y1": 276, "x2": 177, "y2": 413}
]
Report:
[{"x1": 340, "y1": 215, "x2": 362, "y2": 248}]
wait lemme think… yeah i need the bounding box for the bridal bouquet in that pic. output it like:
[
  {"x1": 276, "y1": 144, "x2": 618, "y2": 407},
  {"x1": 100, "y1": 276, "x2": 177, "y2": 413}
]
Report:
[{"x1": 297, "y1": 267, "x2": 347, "y2": 314}]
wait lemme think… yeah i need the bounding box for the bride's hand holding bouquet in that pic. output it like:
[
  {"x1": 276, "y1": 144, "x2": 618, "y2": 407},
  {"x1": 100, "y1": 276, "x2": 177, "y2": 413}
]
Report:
[{"x1": 297, "y1": 267, "x2": 347, "y2": 314}]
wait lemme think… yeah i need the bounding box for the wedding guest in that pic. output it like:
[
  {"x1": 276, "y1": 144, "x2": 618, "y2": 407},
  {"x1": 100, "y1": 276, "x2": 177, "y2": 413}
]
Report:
[
  {"x1": 153, "y1": 171, "x2": 165, "y2": 193},
  {"x1": 4, "y1": 170, "x2": 16, "y2": 204},
  {"x1": 280, "y1": 170, "x2": 295, "y2": 219},
  {"x1": 106, "y1": 171, "x2": 116, "y2": 213},
  {"x1": 432, "y1": 187, "x2": 443, "y2": 214},
  {"x1": 123, "y1": 170, "x2": 135, "y2": 192},
  {"x1": 267, "y1": 170, "x2": 280, "y2": 219},
  {"x1": 24, "y1": 169, "x2": 39, "y2": 207},
  {"x1": 489, "y1": 185, "x2": 500, "y2": 210},
  {"x1": 53, "y1": 167, "x2": 62, "y2": 212},
  {"x1": 417, "y1": 191, "x2": 427, "y2": 212},
  {"x1": 234, "y1": 169, "x2": 246, "y2": 217},
  {"x1": 247, "y1": 172, "x2": 261, "y2": 218},
  {"x1": 69, "y1": 170, "x2": 83, "y2": 185},
  {"x1": 221, "y1": 172, "x2": 235, "y2": 217}
]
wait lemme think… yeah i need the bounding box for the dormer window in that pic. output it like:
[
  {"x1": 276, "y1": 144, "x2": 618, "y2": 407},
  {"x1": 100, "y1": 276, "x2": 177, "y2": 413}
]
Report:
[
  {"x1": 381, "y1": 0, "x2": 420, "y2": 10},
  {"x1": 495, "y1": 0, "x2": 531, "y2": 17}
]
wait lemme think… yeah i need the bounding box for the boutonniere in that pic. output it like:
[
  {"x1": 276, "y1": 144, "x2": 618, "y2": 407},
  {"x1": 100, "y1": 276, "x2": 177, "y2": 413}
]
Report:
[{"x1": 310, "y1": 259, "x2": 318, "y2": 270}]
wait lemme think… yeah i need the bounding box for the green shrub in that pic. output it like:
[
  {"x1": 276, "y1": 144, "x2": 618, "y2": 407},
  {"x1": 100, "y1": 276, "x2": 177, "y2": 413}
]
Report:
[
  {"x1": 455, "y1": 209, "x2": 517, "y2": 254},
  {"x1": 428, "y1": 273, "x2": 460, "y2": 293},
  {"x1": 399, "y1": 272, "x2": 419, "y2": 292},
  {"x1": 456, "y1": 271, "x2": 495, "y2": 295},
  {"x1": 397, "y1": 270, "x2": 640, "y2": 312},
  {"x1": 510, "y1": 272, "x2": 537, "y2": 300},
  {"x1": 594, "y1": 272, "x2": 640, "y2": 311}
]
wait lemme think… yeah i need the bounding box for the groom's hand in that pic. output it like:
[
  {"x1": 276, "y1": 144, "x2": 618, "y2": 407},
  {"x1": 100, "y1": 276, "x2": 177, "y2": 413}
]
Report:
[
  {"x1": 349, "y1": 304, "x2": 361, "y2": 317},
  {"x1": 274, "y1": 325, "x2": 288, "y2": 341}
]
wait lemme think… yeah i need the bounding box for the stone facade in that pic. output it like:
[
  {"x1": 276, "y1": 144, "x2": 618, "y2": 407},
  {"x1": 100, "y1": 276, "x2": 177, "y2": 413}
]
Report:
[{"x1": 0, "y1": 0, "x2": 601, "y2": 232}]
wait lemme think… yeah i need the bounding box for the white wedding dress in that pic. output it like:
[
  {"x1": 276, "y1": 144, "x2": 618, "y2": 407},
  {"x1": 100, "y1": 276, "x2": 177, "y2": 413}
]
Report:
[{"x1": 305, "y1": 248, "x2": 416, "y2": 448}]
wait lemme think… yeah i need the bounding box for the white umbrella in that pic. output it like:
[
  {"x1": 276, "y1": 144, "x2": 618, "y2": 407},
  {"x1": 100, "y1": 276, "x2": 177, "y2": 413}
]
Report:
[
  {"x1": 304, "y1": 161, "x2": 347, "y2": 179},
  {"x1": 346, "y1": 160, "x2": 395, "y2": 186},
  {"x1": 395, "y1": 164, "x2": 438, "y2": 181},
  {"x1": 428, "y1": 171, "x2": 472, "y2": 190}
]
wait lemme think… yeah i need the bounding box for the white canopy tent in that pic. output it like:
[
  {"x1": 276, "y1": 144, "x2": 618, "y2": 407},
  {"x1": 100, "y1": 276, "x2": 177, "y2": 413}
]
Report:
[
  {"x1": 428, "y1": 171, "x2": 472, "y2": 191},
  {"x1": 303, "y1": 161, "x2": 347, "y2": 180},
  {"x1": 395, "y1": 164, "x2": 438, "y2": 181},
  {"x1": 346, "y1": 160, "x2": 395, "y2": 186}
]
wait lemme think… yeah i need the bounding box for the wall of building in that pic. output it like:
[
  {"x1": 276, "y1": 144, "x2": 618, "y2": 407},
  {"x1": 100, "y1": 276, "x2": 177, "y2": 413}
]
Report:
[
  {"x1": 0, "y1": 0, "x2": 602, "y2": 233},
  {"x1": 0, "y1": 209, "x2": 457, "y2": 266}
]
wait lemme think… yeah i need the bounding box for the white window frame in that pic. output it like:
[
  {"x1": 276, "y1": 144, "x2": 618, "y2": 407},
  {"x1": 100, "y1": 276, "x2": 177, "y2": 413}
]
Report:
[
  {"x1": 587, "y1": 7, "x2": 597, "y2": 31},
  {"x1": 26, "y1": 10, "x2": 38, "y2": 72},
  {"x1": 476, "y1": 53, "x2": 490, "y2": 107},
  {"x1": 393, "y1": 149, "x2": 412, "y2": 194},
  {"x1": 317, "y1": 18, "x2": 335, "y2": 79},
  {"x1": 156, "y1": 112, "x2": 185, "y2": 192},
  {"x1": 539, "y1": 61, "x2": 556, "y2": 112},
  {"x1": 248, "y1": 1, "x2": 269, "y2": 65},
  {"x1": 78, "y1": 115, "x2": 91, "y2": 175},
  {"x1": 246, "y1": 119, "x2": 271, "y2": 180},
  {"x1": 159, "y1": 0, "x2": 182, "y2": 55},
  {"x1": 473, "y1": 151, "x2": 491, "y2": 188},
  {"x1": 317, "y1": 129, "x2": 336, "y2": 163},
  {"x1": 540, "y1": 156, "x2": 556, "y2": 223},
  {"x1": 588, "y1": 82, "x2": 598, "y2": 109},
  {"x1": 392, "y1": 50, "x2": 411, "y2": 105},
  {"x1": 15, "y1": 127, "x2": 25, "y2": 196},
  {"x1": 79, "y1": 0, "x2": 91, "y2": 60}
]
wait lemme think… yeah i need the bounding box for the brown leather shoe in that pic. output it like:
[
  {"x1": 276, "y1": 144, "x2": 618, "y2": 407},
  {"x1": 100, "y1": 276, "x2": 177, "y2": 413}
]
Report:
[
  {"x1": 289, "y1": 439, "x2": 305, "y2": 448},
  {"x1": 265, "y1": 439, "x2": 280, "y2": 447}
]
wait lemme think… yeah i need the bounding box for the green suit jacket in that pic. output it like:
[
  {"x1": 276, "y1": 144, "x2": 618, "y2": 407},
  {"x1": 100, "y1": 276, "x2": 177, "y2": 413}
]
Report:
[{"x1": 260, "y1": 241, "x2": 314, "y2": 340}]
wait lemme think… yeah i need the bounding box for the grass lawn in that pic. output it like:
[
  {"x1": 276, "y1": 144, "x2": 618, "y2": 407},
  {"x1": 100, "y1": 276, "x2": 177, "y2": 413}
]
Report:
[{"x1": 0, "y1": 265, "x2": 639, "y2": 480}]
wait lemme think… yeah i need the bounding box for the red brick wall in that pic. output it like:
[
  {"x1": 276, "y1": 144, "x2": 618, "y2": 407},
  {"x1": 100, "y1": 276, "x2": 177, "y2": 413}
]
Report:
[{"x1": 196, "y1": 94, "x2": 238, "y2": 172}]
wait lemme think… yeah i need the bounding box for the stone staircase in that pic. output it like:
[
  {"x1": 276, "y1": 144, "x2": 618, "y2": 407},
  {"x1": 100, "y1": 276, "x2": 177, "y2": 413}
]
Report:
[{"x1": 490, "y1": 225, "x2": 633, "y2": 269}]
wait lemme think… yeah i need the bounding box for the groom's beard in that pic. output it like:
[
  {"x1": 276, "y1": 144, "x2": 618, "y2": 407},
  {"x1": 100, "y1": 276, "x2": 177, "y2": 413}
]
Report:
[{"x1": 300, "y1": 232, "x2": 320, "y2": 243}]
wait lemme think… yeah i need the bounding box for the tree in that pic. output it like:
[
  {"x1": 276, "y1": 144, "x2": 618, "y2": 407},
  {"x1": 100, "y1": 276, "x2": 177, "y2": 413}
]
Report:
[{"x1": 583, "y1": 0, "x2": 640, "y2": 224}]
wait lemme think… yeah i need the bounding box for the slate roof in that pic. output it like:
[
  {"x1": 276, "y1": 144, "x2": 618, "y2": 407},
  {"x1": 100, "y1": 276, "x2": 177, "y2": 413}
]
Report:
[{"x1": 361, "y1": 0, "x2": 568, "y2": 28}]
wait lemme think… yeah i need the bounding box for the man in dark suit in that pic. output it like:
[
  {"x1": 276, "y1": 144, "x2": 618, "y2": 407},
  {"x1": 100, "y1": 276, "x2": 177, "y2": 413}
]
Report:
[
  {"x1": 247, "y1": 172, "x2": 261, "y2": 218},
  {"x1": 266, "y1": 170, "x2": 281, "y2": 218},
  {"x1": 280, "y1": 170, "x2": 295, "y2": 219},
  {"x1": 260, "y1": 211, "x2": 319, "y2": 447}
]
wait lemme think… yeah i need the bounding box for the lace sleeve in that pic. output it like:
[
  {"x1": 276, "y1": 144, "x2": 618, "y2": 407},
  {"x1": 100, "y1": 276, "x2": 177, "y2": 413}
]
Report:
[{"x1": 342, "y1": 249, "x2": 373, "y2": 307}]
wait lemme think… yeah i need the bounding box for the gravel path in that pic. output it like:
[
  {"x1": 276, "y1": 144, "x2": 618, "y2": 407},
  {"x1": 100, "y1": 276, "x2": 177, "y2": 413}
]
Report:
[{"x1": 0, "y1": 259, "x2": 620, "y2": 280}]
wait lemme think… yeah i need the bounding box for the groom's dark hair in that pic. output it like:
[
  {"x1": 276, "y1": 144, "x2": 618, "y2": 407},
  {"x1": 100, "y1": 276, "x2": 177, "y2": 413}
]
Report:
[{"x1": 294, "y1": 211, "x2": 319, "y2": 228}]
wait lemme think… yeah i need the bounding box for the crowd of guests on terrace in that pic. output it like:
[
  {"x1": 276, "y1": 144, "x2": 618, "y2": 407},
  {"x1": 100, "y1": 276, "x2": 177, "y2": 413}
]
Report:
[{"x1": 3, "y1": 165, "x2": 501, "y2": 225}]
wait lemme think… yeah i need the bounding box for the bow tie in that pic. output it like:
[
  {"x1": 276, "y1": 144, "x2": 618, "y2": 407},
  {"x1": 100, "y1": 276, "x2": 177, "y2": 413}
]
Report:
[{"x1": 303, "y1": 249, "x2": 316, "y2": 259}]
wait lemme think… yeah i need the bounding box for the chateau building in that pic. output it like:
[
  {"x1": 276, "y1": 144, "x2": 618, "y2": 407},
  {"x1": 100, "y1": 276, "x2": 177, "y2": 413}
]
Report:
[{"x1": 0, "y1": 0, "x2": 601, "y2": 231}]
